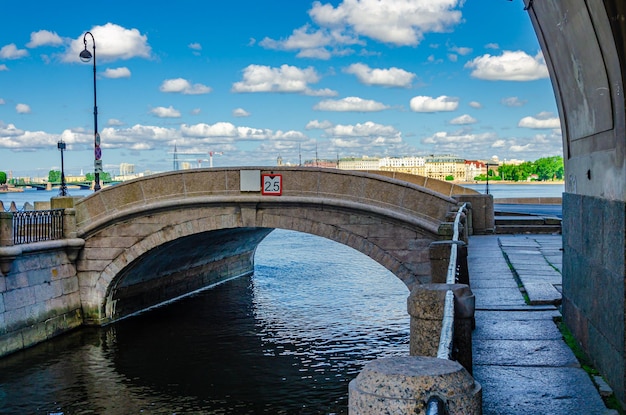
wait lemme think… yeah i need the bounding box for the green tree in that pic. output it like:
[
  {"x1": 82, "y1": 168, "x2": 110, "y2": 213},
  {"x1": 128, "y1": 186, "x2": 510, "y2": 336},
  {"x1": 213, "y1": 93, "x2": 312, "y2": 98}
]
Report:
[
  {"x1": 445, "y1": 175, "x2": 454, "y2": 181},
  {"x1": 85, "y1": 172, "x2": 111, "y2": 182},
  {"x1": 533, "y1": 156, "x2": 564, "y2": 181},
  {"x1": 0, "y1": 171, "x2": 6, "y2": 185},
  {"x1": 48, "y1": 170, "x2": 61, "y2": 183}
]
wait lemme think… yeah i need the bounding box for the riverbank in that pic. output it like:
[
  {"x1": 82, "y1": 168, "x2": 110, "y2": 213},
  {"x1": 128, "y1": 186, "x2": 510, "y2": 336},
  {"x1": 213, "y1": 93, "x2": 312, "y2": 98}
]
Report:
[{"x1": 0, "y1": 185, "x2": 23, "y2": 193}]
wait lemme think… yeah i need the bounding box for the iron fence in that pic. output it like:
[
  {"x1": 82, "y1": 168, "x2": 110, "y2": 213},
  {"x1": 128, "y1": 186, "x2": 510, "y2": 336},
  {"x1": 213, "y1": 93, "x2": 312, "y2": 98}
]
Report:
[{"x1": 12, "y1": 209, "x2": 64, "y2": 245}]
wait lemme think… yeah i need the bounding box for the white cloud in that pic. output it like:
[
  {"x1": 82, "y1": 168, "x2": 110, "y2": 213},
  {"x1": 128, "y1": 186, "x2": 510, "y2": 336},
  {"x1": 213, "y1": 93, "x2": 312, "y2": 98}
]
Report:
[
  {"x1": 103, "y1": 67, "x2": 131, "y2": 78},
  {"x1": 0, "y1": 44, "x2": 28, "y2": 59},
  {"x1": 306, "y1": 119, "x2": 334, "y2": 130},
  {"x1": 0, "y1": 64, "x2": 7, "y2": 71},
  {"x1": 233, "y1": 108, "x2": 250, "y2": 117},
  {"x1": 188, "y1": 42, "x2": 202, "y2": 51},
  {"x1": 465, "y1": 50, "x2": 549, "y2": 81},
  {"x1": 449, "y1": 46, "x2": 472, "y2": 55},
  {"x1": 16, "y1": 103, "x2": 31, "y2": 114},
  {"x1": 326, "y1": 121, "x2": 403, "y2": 149},
  {"x1": 328, "y1": 121, "x2": 399, "y2": 137},
  {"x1": 410, "y1": 95, "x2": 459, "y2": 112},
  {"x1": 261, "y1": 1, "x2": 463, "y2": 58},
  {"x1": 26, "y1": 30, "x2": 63, "y2": 48},
  {"x1": 421, "y1": 130, "x2": 501, "y2": 157},
  {"x1": 160, "y1": 78, "x2": 212, "y2": 95},
  {"x1": 181, "y1": 122, "x2": 270, "y2": 141},
  {"x1": 107, "y1": 119, "x2": 125, "y2": 126},
  {"x1": 501, "y1": 96, "x2": 526, "y2": 107},
  {"x1": 309, "y1": 0, "x2": 463, "y2": 46},
  {"x1": 232, "y1": 64, "x2": 335, "y2": 96},
  {"x1": 485, "y1": 43, "x2": 499, "y2": 50},
  {"x1": 450, "y1": 114, "x2": 477, "y2": 125},
  {"x1": 0, "y1": 98, "x2": 4, "y2": 104},
  {"x1": 344, "y1": 63, "x2": 415, "y2": 87},
  {"x1": 314, "y1": 96, "x2": 389, "y2": 112},
  {"x1": 191, "y1": 108, "x2": 201, "y2": 115},
  {"x1": 64, "y1": 23, "x2": 152, "y2": 63},
  {"x1": 150, "y1": 106, "x2": 181, "y2": 118},
  {"x1": 101, "y1": 124, "x2": 178, "y2": 149},
  {"x1": 469, "y1": 101, "x2": 482, "y2": 109},
  {"x1": 518, "y1": 113, "x2": 561, "y2": 129}
]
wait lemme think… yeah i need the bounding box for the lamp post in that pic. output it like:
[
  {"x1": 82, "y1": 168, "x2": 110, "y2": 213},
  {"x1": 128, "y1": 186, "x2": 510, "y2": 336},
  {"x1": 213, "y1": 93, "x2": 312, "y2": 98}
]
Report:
[
  {"x1": 79, "y1": 31, "x2": 102, "y2": 191},
  {"x1": 485, "y1": 163, "x2": 491, "y2": 195},
  {"x1": 57, "y1": 140, "x2": 68, "y2": 196}
]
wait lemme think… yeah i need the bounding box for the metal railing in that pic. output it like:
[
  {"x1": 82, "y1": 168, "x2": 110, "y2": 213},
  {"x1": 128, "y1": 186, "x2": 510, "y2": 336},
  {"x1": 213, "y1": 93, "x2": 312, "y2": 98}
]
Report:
[
  {"x1": 426, "y1": 203, "x2": 467, "y2": 415},
  {"x1": 12, "y1": 209, "x2": 64, "y2": 245},
  {"x1": 436, "y1": 202, "x2": 467, "y2": 360}
]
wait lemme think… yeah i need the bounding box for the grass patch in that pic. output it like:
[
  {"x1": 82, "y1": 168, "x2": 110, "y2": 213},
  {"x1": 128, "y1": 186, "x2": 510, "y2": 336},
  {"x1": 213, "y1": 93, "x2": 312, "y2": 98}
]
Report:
[
  {"x1": 499, "y1": 249, "x2": 530, "y2": 304},
  {"x1": 555, "y1": 316, "x2": 624, "y2": 414}
]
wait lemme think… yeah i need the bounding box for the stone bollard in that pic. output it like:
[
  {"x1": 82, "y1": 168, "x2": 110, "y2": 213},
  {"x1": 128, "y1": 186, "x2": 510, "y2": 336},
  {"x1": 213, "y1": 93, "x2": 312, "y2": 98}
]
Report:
[
  {"x1": 62, "y1": 208, "x2": 78, "y2": 239},
  {"x1": 348, "y1": 356, "x2": 482, "y2": 414},
  {"x1": 407, "y1": 284, "x2": 475, "y2": 374},
  {"x1": 429, "y1": 240, "x2": 469, "y2": 285},
  {"x1": 454, "y1": 194, "x2": 494, "y2": 235},
  {"x1": 0, "y1": 212, "x2": 13, "y2": 247}
]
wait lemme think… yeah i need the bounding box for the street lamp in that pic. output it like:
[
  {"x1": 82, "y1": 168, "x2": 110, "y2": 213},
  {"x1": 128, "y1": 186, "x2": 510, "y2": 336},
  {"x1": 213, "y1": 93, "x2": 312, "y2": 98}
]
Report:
[
  {"x1": 57, "y1": 140, "x2": 68, "y2": 196},
  {"x1": 485, "y1": 163, "x2": 493, "y2": 195},
  {"x1": 79, "y1": 31, "x2": 102, "y2": 191}
]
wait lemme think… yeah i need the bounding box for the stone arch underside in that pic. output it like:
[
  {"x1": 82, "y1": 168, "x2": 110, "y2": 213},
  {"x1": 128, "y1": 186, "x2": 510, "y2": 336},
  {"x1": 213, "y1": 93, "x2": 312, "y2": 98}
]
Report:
[
  {"x1": 78, "y1": 201, "x2": 440, "y2": 325},
  {"x1": 527, "y1": 0, "x2": 626, "y2": 405}
]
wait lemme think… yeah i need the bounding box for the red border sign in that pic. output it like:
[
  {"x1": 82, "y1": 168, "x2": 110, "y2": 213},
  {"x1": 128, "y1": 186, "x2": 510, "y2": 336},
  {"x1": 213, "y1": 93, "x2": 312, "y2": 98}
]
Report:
[{"x1": 261, "y1": 174, "x2": 282, "y2": 195}]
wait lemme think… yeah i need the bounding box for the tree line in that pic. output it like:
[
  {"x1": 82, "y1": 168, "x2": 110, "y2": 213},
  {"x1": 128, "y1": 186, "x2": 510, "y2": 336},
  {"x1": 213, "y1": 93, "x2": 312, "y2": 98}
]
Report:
[{"x1": 476, "y1": 156, "x2": 564, "y2": 182}]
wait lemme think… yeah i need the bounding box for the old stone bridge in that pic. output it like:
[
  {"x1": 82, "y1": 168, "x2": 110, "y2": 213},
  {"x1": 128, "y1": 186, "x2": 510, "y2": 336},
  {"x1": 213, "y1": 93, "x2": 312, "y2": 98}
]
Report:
[
  {"x1": 0, "y1": 167, "x2": 482, "y2": 355},
  {"x1": 74, "y1": 168, "x2": 480, "y2": 325}
]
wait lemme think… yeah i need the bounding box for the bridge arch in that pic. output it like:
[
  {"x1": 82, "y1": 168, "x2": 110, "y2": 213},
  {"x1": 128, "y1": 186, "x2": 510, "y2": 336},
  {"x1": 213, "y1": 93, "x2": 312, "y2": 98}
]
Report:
[{"x1": 73, "y1": 167, "x2": 468, "y2": 325}]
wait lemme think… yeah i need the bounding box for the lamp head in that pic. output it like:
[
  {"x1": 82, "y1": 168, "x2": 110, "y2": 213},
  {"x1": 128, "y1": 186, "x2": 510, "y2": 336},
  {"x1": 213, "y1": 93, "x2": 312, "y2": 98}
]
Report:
[{"x1": 79, "y1": 48, "x2": 92, "y2": 63}]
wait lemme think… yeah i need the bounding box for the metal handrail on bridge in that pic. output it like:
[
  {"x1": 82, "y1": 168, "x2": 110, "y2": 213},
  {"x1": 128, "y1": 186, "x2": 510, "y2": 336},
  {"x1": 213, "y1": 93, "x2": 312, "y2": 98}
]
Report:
[
  {"x1": 427, "y1": 202, "x2": 467, "y2": 415},
  {"x1": 437, "y1": 202, "x2": 467, "y2": 360},
  {"x1": 12, "y1": 209, "x2": 65, "y2": 245}
]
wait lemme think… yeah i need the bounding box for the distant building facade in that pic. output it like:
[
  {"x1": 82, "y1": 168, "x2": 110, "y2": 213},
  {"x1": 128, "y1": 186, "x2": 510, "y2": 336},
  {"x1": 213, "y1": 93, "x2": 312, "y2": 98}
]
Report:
[{"x1": 337, "y1": 155, "x2": 475, "y2": 181}]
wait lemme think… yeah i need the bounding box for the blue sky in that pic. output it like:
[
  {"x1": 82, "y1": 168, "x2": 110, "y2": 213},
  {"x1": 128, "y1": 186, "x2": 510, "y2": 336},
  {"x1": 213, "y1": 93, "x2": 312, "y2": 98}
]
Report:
[{"x1": 0, "y1": 0, "x2": 561, "y2": 178}]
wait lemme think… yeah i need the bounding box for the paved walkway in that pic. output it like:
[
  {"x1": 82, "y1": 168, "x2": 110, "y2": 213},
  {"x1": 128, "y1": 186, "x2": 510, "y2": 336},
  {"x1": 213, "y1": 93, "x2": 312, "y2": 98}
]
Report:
[{"x1": 468, "y1": 234, "x2": 616, "y2": 415}]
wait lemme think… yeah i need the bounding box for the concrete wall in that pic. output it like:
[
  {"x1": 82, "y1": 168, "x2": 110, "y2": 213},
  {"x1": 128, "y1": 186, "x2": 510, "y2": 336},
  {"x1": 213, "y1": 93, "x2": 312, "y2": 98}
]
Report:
[{"x1": 527, "y1": 0, "x2": 626, "y2": 403}]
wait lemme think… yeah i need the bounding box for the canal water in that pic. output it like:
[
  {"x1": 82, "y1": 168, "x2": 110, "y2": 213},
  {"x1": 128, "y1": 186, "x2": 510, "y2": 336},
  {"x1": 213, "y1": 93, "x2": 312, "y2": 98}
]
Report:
[
  {"x1": 0, "y1": 183, "x2": 564, "y2": 414},
  {"x1": 0, "y1": 225, "x2": 410, "y2": 414}
]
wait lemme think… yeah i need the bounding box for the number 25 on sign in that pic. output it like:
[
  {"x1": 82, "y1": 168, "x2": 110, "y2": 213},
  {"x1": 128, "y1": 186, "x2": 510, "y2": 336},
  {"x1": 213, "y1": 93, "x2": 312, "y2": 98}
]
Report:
[{"x1": 261, "y1": 174, "x2": 282, "y2": 195}]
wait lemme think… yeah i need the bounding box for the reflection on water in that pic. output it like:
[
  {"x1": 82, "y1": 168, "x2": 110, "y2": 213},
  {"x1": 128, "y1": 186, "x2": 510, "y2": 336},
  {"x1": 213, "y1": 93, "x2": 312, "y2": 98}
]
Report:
[{"x1": 0, "y1": 230, "x2": 409, "y2": 414}]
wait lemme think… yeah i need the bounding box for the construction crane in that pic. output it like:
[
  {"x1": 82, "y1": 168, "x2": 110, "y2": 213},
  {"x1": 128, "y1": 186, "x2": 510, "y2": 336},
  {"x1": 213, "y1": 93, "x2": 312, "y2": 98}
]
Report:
[
  {"x1": 208, "y1": 151, "x2": 223, "y2": 168},
  {"x1": 168, "y1": 146, "x2": 224, "y2": 170}
]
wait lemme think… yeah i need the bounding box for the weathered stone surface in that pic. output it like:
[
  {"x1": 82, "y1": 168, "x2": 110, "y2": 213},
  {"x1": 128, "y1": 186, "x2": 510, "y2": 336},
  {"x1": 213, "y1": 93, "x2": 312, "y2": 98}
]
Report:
[{"x1": 349, "y1": 356, "x2": 481, "y2": 415}]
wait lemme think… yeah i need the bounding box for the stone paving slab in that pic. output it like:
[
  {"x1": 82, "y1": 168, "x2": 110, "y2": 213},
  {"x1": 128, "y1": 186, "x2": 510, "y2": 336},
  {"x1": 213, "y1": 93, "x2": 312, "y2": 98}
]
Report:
[
  {"x1": 472, "y1": 287, "x2": 527, "y2": 309},
  {"x1": 470, "y1": 277, "x2": 518, "y2": 289},
  {"x1": 468, "y1": 234, "x2": 613, "y2": 415},
  {"x1": 524, "y1": 282, "x2": 562, "y2": 305},
  {"x1": 473, "y1": 339, "x2": 579, "y2": 367},
  {"x1": 474, "y1": 366, "x2": 615, "y2": 415},
  {"x1": 473, "y1": 312, "x2": 563, "y2": 340},
  {"x1": 475, "y1": 309, "x2": 560, "y2": 322}
]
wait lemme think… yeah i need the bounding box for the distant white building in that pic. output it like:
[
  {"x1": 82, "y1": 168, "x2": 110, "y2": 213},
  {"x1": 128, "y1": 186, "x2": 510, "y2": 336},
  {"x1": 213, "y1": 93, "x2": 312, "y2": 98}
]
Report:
[
  {"x1": 337, "y1": 156, "x2": 380, "y2": 170},
  {"x1": 119, "y1": 163, "x2": 135, "y2": 176}
]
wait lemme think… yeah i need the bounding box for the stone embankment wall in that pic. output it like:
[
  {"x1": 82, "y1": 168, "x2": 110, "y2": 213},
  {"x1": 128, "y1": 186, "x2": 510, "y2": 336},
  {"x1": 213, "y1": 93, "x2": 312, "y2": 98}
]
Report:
[{"x1": 0, "y1": 240, "x2": 83, "y2": 357}]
